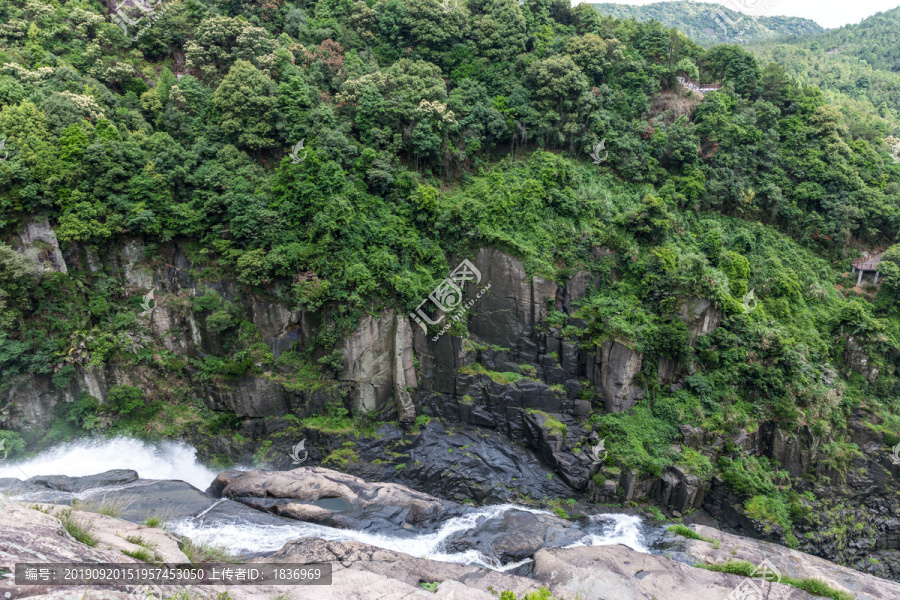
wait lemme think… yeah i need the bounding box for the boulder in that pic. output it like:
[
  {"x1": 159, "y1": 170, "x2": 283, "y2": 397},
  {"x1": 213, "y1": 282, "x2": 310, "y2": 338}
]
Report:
[
  {"x1": 398, "y1": 420, "x2": 576, "y2": 503},
  {"x1": 213, "y1": 466, "x2": 459, "y2": 529},
  {"x1": 8, "y1": 469, "x2": 139, "y2": 493},
  {"x1": 445, "y1": 509, "x2": 585, "y2": 562}
]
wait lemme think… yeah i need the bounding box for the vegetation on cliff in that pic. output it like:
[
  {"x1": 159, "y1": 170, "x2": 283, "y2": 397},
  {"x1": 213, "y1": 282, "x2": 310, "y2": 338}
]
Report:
[{"x1": 0, "y1": 0, "x2": 898, "y2": 568}]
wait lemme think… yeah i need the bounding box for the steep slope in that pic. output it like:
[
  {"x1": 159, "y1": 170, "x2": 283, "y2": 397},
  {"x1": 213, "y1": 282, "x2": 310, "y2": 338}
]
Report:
[
  {"x1": 1, "y1": 0, "x2": 900, "y2": 588},
  {"x1": 749, "y1": 6, "x2": 900, "y2": 123},
  {"x1": 589, "y1": 1, "x2": 823, "y2": 46}
]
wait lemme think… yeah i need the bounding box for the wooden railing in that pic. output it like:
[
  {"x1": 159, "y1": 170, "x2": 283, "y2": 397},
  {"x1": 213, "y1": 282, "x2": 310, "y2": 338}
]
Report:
[{"x1": 852, "y1": 259, "x2": 881, "y2": 271}]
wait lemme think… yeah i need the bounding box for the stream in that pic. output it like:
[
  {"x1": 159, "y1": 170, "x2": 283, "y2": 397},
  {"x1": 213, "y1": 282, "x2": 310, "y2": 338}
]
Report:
[{"x1": 0, "y1": 437, "x2": 658, "y2": 571}]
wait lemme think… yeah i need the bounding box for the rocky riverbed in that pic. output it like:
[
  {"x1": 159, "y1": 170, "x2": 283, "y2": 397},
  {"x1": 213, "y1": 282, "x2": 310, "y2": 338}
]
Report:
[{"x1": 2, "y1": 443, "x2": 900, "y2": 599}]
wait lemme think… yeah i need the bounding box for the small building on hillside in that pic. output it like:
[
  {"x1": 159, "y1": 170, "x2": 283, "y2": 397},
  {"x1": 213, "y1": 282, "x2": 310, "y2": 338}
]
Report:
[
  {"x1": 852, "y1": 254, "x2": 882, "y2": 286},
  {"x1": 676, "y1": 76, "x2": 722, "y2": 93}
]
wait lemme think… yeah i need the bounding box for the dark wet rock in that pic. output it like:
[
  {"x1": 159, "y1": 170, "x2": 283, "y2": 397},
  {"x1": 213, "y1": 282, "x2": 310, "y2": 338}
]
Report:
[
  {"x1": 203, "y1": 376, "x2": 290, "y2": 418},
  {"x1": 464, "y1": 248, "x2": 556, "y2": 348},
  {"x1": 523, "y1": 410, "x2": 590, "y2": 490},
  {"x1": 394, "y1": 420, "x2": 576, "y2": 504},
  {"x1": 445, "y1": 510, "x2": 585, "y2": 562},
  {"x1": 651, "y1": 466, "x2": 705, "y2": 514},
  {"x1": 0, "y1": 469, "x2": 139, "y2": 496}
]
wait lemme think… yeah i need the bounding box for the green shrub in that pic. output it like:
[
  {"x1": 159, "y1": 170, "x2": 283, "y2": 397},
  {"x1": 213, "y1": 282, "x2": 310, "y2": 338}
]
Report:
[
  {"x1": 0, "y1": 429, "x2": 26, "y2": 458},
  {"x1": 107, "y1": 385, "x2": 144, "y2": 416}
]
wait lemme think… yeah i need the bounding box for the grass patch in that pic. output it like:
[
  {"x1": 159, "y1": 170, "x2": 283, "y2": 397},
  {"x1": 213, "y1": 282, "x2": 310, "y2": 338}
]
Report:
[
  {"x1": 460, "y1": 363, "x2": 525, "y2": 385},
  {"x1": 526, "y1": 409, "x2": 568, "y2": 437},
  {"x1": 122, "y1": 547, "x2": 154, "y2": 562},
  {"x1": 646, "y1": 506, "x2": 667, "y2": 521},
  {"x1": 668, "y1": 524, "x2": 719, "y2": 547},
  {"x1": 58, "y1": 509, "x2": 98, "y2": 547},
  {"x1": 419, "y1": 581, "x2": 439, "y2": 592},
  {"x1": 142, "y1": 513, "x2": 169, "y2": 529},
  {"x1": 179, "y1": 539, "x2": 232, "y2": 564},
  {"x1": 72, "y1": 495, "x2": 133, "y2": 518},
  {"x1": 323, "y1": 441, "x2": 359, "y2": 468},
  {"x1": 411, "y1": 414, "x2": 431, "y2": 434},
  {"x1": 699, "y1": 561, "x2": 854, "y2": 600}
]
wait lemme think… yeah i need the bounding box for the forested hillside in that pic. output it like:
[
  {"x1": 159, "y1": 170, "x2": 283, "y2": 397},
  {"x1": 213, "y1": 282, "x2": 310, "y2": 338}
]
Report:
[
  {"x1": 2, "y1": 0, "x2": 900, "y2": 578},
  {"x1": 750, "y1": 6, "x2": 900, "y2": 129},
  {"x1": 589, "y1": 1, "x2": 823, "y2": 46}
]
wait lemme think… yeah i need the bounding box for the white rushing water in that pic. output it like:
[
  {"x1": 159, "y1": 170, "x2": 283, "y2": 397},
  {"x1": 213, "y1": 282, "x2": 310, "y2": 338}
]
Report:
[
  {"x1": 168, "y1": 504, "x2": 648, "y2": 569},
  {"x1": 0, "y1": 437, "x2": 218, "y2": 490},
  {"x1": 1, "y1": 437, "x2": 649, "y2": 569},
  {"x1": 169, "y1": 502, "x2": 567, "y2": 570}
]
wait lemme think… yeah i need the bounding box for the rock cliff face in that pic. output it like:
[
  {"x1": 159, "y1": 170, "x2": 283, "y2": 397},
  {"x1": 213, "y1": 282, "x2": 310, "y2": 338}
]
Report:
[{"x1": 3, "y1": 221, "x2": 900, "y2": 583}]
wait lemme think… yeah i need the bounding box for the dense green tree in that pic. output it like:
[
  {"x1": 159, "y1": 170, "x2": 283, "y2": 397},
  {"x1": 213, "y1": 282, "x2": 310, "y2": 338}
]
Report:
[{"x1": 213, "y1": 60, "x2": 278, "y2": 150}]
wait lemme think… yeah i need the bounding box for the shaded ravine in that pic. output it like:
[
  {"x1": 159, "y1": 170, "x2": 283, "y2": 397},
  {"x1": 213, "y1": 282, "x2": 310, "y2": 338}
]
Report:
[{"x1": 0, "y1": 437, "x2": 655, "y2": 571}]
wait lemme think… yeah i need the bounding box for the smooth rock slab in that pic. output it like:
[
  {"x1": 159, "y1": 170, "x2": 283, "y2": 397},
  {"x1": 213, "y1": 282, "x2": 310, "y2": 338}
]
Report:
[
  {"x1": 533, "y1": 544, "x2": 815, "y2": 600},
  {"x1": 210, "y1": 466, "x2": 462, "y2": 529},
  {"x1": 676, "y1": 524, "x2": 900, "y2": 600}
]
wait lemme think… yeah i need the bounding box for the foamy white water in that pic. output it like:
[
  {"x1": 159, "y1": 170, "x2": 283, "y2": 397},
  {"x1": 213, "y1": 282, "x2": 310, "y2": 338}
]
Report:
[
  {"x1": 170, "y1": 503, "x2": 649, "y2": 569},
  {"x1": 0, "y1": 437, "x2": 650, "y2": 570},
  {"x1": 570, "y1": 513, "x2": 647, "y2": 553},
  {"x1": 0, "y1": 437, "x2": 218, "y2": 490},
  {"x1": 170, "y1": 502, "x2": 555, "y2": 570}
]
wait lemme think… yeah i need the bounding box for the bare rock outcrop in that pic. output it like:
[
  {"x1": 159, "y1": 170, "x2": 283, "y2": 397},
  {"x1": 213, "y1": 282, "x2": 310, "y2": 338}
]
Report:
[
  {"x1": 340, "y1": 309, "x2": 416, "y2": 420},
  {"x1": 16, "y1": 215, "x2": 67, "y2": 274}
]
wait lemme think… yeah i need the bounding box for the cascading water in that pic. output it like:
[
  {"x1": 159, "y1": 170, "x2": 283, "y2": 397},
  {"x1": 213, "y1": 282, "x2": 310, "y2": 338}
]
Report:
[
  {"x1": 0, "y1": 438, "x2": 650, "y2": 570},
  {"x1": 0, "y1": 437, "x2": 218, "y2": 490}
]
